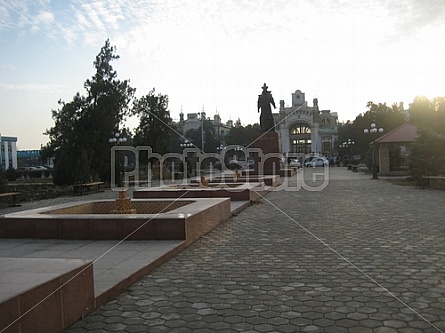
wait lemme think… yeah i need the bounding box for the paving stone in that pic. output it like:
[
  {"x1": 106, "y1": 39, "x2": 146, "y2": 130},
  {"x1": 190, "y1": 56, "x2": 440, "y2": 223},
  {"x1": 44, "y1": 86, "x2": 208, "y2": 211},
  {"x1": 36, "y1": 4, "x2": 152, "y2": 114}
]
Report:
[{"x1": 51, "y1": 169, "x2": 445, "y2": 333}]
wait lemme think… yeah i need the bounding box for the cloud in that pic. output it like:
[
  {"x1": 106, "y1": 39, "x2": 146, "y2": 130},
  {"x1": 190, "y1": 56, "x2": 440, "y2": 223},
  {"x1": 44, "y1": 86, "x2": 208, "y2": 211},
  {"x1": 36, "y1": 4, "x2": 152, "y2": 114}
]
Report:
[
  {"x1": 0, "y1": 0, "x2": 154, "y2": 47},
  {"x1": 35, "y1": 10, "x2": 53, "y2": 25},
  {"x1": 386, "y1": 0, "x2": 445, "y2": 37},
  {"x1": 30, "y1": 10, "x2": 54, "y2": 32},
  {"x1": 0, "y1": 63, "x2": 17, "y2": 70}
]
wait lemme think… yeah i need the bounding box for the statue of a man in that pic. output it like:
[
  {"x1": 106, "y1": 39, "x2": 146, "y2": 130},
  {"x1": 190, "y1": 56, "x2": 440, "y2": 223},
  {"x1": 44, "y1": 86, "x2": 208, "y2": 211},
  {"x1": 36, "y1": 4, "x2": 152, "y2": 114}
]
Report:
[{"x1": 257, "y1": 83, "x2": 276, "y2": 131}]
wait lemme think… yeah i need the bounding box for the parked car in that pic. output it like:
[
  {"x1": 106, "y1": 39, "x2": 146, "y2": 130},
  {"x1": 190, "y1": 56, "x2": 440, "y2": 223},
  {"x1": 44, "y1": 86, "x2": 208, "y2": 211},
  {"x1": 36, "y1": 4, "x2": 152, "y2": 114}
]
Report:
[
  {"x1": 227, "y1": 159, "x2": 245, "y2": 170},
  {"x1": 304, "y1": 157, "x2": 329, "y2": 167},
  {"x1": 289, "y1": 158, "x2": 301, "y2": 168},
  {"x1": 303, "y1": 156, "x2": 316, "y2": 164}
]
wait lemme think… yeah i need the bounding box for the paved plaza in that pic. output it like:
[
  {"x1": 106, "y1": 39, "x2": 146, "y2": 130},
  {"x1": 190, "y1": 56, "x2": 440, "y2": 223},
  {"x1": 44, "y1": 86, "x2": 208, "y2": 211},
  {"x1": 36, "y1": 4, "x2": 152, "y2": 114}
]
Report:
[{"x1": 3, "y1": 167, "x2": 445, "y2": 332}]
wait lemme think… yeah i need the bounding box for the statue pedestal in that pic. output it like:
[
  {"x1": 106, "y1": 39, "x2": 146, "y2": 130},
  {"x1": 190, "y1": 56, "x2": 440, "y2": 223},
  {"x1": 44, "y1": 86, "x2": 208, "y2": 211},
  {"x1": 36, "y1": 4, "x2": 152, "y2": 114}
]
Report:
[{"x1": 252, "y1": 131, "x2": 281, "y2": 176}]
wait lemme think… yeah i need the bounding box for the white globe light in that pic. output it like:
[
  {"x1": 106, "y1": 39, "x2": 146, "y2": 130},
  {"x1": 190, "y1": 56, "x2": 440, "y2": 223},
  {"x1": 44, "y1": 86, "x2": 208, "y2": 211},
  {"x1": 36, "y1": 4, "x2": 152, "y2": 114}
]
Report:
[{"x1": 364, "y1": 129, "x2": 369, "y2": 134}]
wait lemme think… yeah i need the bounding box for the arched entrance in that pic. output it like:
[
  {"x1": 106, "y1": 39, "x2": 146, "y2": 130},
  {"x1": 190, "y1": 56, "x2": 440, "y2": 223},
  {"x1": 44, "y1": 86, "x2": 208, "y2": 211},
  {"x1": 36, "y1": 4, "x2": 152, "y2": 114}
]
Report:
[{"x1": 289, "y1": 123, "x2": 312, "y2": 154}]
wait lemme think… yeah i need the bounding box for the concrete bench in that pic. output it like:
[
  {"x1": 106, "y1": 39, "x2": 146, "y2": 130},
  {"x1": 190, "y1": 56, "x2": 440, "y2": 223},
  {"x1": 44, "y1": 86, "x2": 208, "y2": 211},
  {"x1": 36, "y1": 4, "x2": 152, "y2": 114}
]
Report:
[
  {"x1": 73, "y1": 181, "x2": 104, "y2": 196},
  {"x1": 0, "y1": 192, "x2": 21, "y2": 207},
  {"x1": 422, "y1": 176, "x2": 445, "y2": 189}
]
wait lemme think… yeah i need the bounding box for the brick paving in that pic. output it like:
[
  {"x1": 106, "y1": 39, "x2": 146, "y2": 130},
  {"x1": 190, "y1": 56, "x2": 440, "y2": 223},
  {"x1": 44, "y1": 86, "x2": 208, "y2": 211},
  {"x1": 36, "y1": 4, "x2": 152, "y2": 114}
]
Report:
[{"x1": 39, "y1": 168, "x2": 445, "y2": 332}]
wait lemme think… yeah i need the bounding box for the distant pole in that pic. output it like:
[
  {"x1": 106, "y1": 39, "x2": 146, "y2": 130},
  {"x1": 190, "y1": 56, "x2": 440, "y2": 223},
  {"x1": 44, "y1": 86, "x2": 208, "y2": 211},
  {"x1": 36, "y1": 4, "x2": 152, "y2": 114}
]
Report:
[
  {"x1": 364, "y1": 123, "x2": 384, "y2": 179},
  {"x1": 200, "y1": 113, "x2": 204, "y2": 152}
]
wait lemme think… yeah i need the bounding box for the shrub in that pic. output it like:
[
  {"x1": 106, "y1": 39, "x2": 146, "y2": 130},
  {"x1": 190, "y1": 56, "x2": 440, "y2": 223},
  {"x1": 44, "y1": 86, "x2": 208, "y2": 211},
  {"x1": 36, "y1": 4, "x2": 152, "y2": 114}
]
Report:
[
  {"x1": 408, "y1": 127, "x2": 445, "y2": 185},
  {"x1": 0, "y1": 168, "x2": 7, "y2": 192},
  {"x1": 5, "y1": 167, "x2": 16, "y2": 181}
]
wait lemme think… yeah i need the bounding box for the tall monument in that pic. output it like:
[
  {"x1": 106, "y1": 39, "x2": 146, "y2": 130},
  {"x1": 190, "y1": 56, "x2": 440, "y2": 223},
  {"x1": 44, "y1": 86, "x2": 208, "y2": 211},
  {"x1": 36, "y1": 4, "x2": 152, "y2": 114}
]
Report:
[
  {"x1": 253, "y1": 83, "x2": 281, "y2": 175},
  {"x1": 257, "y1": 83, "x2": 276, "y2": 132}
]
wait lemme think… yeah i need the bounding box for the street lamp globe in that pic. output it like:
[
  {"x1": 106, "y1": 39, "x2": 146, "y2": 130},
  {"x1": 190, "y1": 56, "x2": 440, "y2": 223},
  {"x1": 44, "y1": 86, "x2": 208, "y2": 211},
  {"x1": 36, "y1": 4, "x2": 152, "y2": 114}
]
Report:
[{"x1": 364, "y1": 122, "x2": 384, "y2": 179}]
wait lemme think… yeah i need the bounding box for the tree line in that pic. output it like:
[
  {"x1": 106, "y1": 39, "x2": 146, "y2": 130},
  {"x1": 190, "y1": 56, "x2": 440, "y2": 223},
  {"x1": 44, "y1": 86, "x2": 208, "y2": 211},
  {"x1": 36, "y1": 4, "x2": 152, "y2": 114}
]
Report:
[
  {"x1": 40, "y1": 39, "x2": 444, "y2": 186},
  {"x1": 41, "y1": 40, "x2": 265, "y2": 185},
  {"x1": 42, "y1": 40, "x2": 175, "y2": 185},
  {"x1": 338, "y1": 97, "x2": 445, "y2": 180}
]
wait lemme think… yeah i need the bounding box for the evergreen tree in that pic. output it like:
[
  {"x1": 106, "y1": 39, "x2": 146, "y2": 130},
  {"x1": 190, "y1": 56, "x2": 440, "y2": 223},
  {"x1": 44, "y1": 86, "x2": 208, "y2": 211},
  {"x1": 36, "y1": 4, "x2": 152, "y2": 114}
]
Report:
[
  {"x1": 44, "y1": 40, "x2": 135, "y2": 185},
  {"x1": 337, "y1": 101, "x2": 406, "y2": 160},
  {"x1": 225, "y1": 119, "x2": 260, "y2": 147},
  {"x1": 0, "y1": 168, "x2": 7, "y2": 192},
  {"x1": 409, "y1": 96, "x2": 445, "y2": 135},
  {"x1": 132, "y1": 89, "x2": 172, "y2": 155},
  {"x1": 408, "y1": 127, "x2": 445, "y2": 185}
]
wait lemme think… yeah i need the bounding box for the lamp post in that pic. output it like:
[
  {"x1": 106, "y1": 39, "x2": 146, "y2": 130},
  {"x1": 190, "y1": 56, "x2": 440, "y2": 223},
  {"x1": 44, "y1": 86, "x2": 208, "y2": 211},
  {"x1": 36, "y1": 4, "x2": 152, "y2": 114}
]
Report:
[
  {"x1": 201, "y1": 114, "x2": 204, "y2": 152},
  {"x1": 195, "y1": 111, "x2": 205, "y2": 152},
  {"x1": 180, "y1": 139, "x2": 194, "y2": 178},
  {"x1": 109, "y1": 132, "x2": 127, "y2": 188},
  {"x1": 339, "y1": 139, "x2": 355, "y2": 162},
  {"x1": 364, "y1": 123, "x2": 384, "y2": 179},
  {"x1": 180, "y1": 140, "x2": 193, "y2": 148}
]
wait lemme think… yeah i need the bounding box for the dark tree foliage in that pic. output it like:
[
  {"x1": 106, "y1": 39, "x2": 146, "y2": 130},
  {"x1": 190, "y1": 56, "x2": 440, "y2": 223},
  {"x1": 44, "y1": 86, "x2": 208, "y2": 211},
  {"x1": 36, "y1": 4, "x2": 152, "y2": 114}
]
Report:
[
  {"x1": 182, "y1": 118, "x2": 219, "y2": 153},
  {"x1": 168, "y1": 122, "x2": 184, "y2": 154},
  {"x1": 44, "y1": 40, "x2": 135, "y2": 185},
  {"x1": 408, "y1": 127, "x2": 445, "y2": 185},
  {"x1": 0, "y1": 168, "x2": 7, "y2": 192},
  {"x1": 409, "y1": 96, "x2": 445, "y2": 135},
  {"x1": 225, "y1": 119, "x2": 260, "y2": 147},
  {"x1": 202, "y1": 118, "x2": 220, "y2": 153},
  {"x1": 337, "y1": 101, "x2": 406, "y2": 161},
  {"x1": 132, "y1": 89, "x2": 173, "y2": 155},
  {"x1": 5, "y1": 167, "x2": 16, "y2": 181},
  {"x1": 406, "y1": 96, "x2": 445, "y2": 181},
  {"x1": 184, "y1": 128, "x2": 202, "y2": 150}
]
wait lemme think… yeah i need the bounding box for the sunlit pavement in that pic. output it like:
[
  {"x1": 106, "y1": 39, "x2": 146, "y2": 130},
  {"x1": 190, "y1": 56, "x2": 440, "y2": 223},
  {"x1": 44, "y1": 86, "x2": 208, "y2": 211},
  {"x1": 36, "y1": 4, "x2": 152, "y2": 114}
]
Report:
[{"x1": 7, "y1": 167, "x2": 445, "y2": 333}]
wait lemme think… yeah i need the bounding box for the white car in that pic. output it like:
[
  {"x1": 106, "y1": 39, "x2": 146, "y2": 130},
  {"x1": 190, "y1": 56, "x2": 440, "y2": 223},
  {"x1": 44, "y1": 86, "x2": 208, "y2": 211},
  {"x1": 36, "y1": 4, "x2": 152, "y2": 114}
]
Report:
[
  {"x1": 289, "y1": 159, "x2": 301, "y2": 168},
  {"x1": 304, "y1": 157, "x2": 329, "y2": 167}
]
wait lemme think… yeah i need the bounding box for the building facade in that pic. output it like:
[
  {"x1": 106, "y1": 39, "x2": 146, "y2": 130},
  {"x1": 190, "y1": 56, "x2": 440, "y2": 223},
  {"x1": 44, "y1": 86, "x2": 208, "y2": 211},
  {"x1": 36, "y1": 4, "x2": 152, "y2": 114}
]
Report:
[
  {"x1": 274, "y1": 90, "x2": 338, "y2": 157},
  {"x1": 16, "y1": 150, "x2": 43, "y2": 168},
  {"x1": 178, "y1": 112, "x2": 233, "y2": 145},
  {"x1": 0, "y1": 135, "x2": 18, "y2": 170}
]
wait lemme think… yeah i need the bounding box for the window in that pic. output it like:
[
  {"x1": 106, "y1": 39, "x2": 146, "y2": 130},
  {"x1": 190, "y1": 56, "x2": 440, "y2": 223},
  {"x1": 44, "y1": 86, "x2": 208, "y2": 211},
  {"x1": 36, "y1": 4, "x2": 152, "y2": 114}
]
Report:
[
  {"x1": 290, "y1": 124, "x2": 311, "y2": 135},
  {"x1": 291, "y1": 139, "x2": 311, "y2": 154}
]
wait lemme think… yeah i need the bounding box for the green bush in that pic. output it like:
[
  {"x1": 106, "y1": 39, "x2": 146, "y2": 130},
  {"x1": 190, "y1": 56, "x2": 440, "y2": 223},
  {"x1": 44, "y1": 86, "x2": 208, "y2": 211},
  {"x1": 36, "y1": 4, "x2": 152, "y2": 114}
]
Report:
[
  {"x1": 0, "y1": 169, "x2": 7, "y2": 192},
  {"x1": 408, "y1": 127, "x2": 445, "y2": 185},
  {"x1": 5, "y1": 167, "x2": 16, "y2": 181}
]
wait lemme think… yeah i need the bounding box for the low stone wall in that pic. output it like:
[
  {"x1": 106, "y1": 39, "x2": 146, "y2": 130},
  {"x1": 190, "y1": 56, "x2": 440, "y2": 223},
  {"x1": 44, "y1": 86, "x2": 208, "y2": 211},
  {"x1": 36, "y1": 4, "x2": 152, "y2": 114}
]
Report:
[
  {"x1": 427, "y1": 177, "x2": 445, "y2": 190},
  {"x1": 4, "y1": 183, "x2": 72, "y2": 202}
]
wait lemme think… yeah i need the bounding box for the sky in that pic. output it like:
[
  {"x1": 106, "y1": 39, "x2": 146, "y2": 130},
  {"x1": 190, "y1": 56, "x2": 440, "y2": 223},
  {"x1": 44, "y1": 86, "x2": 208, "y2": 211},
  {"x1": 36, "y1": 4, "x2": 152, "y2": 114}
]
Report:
[{"x1": 1, "y1": 0, "x2": 445, "y2": 150}]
